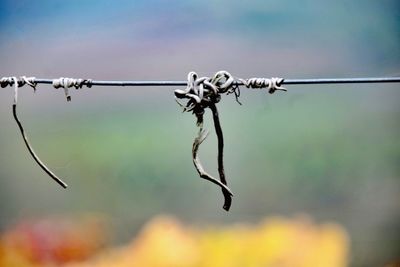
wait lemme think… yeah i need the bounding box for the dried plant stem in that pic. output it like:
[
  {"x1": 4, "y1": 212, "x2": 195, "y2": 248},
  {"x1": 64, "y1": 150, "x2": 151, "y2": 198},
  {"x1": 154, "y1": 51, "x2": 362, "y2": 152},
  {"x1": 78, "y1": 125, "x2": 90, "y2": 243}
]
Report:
[
  {"x1": 192, "y1": 128, "x2": 233, "y2": 198},
  {"x1": 209, "y1": 103, "x2": 232, "y2": 211}
]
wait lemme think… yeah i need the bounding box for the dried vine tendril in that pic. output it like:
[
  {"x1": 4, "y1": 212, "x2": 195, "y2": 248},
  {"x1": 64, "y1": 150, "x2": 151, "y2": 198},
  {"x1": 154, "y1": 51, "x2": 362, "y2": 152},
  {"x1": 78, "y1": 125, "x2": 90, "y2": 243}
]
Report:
[
  {"x1": 1, "y1": 77, "x2": 91, "y2": 188},
  {"x1": 174, "y1": 71, "x2": 285, "y2": 211},
  {"x1": 0, "y1": 77, "x2": 68, "y2": 188}
]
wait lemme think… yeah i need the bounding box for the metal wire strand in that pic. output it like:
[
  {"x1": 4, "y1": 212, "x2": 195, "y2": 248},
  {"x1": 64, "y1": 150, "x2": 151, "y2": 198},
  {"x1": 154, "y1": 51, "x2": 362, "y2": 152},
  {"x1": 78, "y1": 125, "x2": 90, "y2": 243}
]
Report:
[{"x1": 25, "y1": 76, "x2": 400, "y2": 87}]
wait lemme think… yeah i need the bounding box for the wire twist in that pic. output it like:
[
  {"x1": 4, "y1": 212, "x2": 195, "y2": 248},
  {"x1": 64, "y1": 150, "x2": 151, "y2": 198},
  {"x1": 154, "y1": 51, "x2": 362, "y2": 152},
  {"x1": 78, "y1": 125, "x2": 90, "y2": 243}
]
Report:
[
  {"x1": 240, "y1": 77, "x2": 287, "y2": 94},
  {"x1": 1, "y1": 76, "x2": 37, "y2": 103},
  {"x1": 52, "y1": 77, "x2": 92, "y2": 101}
]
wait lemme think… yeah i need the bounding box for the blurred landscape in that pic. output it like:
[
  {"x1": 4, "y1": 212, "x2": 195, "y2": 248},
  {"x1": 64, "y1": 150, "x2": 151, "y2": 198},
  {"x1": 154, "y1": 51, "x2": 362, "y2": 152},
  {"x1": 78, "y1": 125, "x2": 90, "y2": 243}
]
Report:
[
  {"x1": 0, "y1": 215, "x2": 349, "y2": 267},
  {"x1": 0, "y1": 0, "x2": 399, "y2": 266}
]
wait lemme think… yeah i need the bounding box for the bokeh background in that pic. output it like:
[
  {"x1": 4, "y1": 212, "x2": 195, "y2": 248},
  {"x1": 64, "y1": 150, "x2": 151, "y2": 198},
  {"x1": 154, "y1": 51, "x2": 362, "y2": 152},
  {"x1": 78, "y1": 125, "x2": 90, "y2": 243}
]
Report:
[{"x1": 0, "y1": 1, "x2": 399, "y2": 266}]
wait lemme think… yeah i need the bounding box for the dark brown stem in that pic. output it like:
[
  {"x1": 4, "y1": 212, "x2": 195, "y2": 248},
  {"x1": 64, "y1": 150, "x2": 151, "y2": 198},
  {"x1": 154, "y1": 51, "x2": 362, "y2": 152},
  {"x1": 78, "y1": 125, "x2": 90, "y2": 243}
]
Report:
[
  {"x1": 192, "y1": 128, "x2": 233, "y2": 196},
  {"x1": 13, "y1": 104, "x2": 68, "y2": 188},
  {"x1": 209, "y1": 103, "x2": 232, "y2": 211}
]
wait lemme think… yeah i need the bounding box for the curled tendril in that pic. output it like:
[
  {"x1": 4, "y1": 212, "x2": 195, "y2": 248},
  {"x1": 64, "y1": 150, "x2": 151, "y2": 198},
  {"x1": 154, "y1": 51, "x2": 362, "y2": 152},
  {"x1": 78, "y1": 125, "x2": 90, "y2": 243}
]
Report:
[
  {"x1": 174, "y1": 71, "x2": 238, "y2": 211},
  {"x1": 175, "y1": 71, "x2": 286, "y2": 211}
]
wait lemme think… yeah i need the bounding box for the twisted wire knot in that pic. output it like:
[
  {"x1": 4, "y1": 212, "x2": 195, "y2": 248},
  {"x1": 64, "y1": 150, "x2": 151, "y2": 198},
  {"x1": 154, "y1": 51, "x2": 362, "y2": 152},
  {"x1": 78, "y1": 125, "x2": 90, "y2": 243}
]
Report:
[
  {"x1": 1, "y1": 76, "x2": 37, "y2": 88},
  {"x1": 1, "y1": 76, "x2": 16, "y2": 88},
  {"x1": 1, "y1": 76, "x2": 37, "y2": 104},
  {"x1": 52, "y1": 77, "x2": 92, "y2": 101},
  {"x1": 240, "y1": 77, "x2": 286, "y2": 94}
]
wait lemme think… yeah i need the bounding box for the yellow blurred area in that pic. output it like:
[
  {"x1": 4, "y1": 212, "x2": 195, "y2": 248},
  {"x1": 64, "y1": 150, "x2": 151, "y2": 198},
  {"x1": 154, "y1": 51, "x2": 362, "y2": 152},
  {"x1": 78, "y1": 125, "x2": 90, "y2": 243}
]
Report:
[{"x1": 0, "y1": 215, "x2": 349, "y2": 267}]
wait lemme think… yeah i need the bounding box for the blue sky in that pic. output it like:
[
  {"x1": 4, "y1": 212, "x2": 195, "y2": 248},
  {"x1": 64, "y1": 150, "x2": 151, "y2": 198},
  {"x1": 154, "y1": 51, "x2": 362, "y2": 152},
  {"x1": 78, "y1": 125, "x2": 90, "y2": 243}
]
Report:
[{"x1": 1, "y1": 1, "x2": 398, "y2": 41}]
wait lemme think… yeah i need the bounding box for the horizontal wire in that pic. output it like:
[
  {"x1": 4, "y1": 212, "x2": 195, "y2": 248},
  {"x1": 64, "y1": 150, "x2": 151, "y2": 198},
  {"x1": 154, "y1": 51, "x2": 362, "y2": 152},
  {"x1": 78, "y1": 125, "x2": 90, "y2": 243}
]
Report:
[{"x1": 31, "y1": 77, "x2": 400, "y2": 87}]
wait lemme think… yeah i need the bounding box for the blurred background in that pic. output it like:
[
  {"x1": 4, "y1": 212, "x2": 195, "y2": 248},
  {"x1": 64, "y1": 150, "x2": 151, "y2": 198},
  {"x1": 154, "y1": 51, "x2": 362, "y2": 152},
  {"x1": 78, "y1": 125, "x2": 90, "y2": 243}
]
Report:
[{"x1": 0, "y1": 0, "x2": 399, "y2": 266}]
